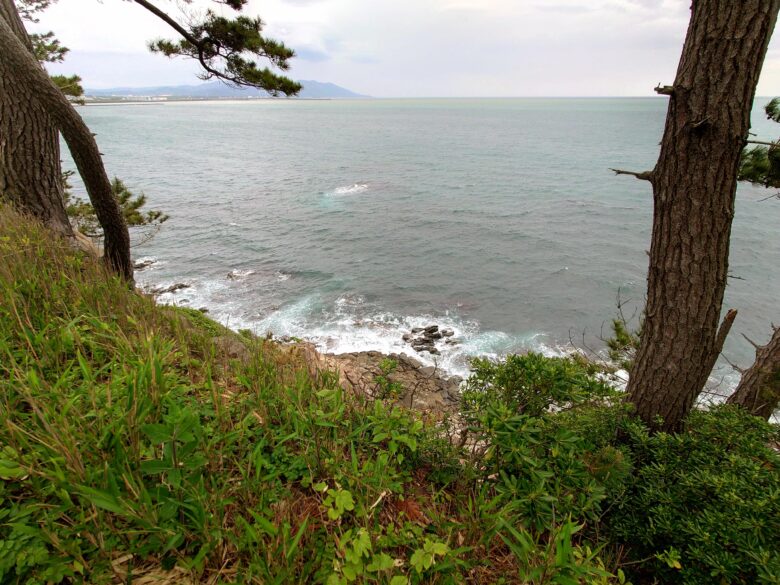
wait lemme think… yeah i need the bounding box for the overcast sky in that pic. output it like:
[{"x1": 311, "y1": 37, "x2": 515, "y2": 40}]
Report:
[{"x1": 32, "y1": 0, "x2": 780, "y2": 97}]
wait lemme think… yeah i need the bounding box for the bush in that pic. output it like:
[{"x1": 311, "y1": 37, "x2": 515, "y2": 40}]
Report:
[
  {"x1": 462, "y1": 352, "x2": 616, "y2": 419},
  {"x1": 606, "y1": 406, "x2": 780, "y2": 585}
]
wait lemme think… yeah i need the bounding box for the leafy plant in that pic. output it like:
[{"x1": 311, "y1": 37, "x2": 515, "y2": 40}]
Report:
[
  {"x1": 606, "y1": 406, "x2": 780, "y2": 584},
  {"x1": 463, "y1": 352, "x2": 615, "y2": 419},
  {"x1": 374, "y1": 358, "x2": 404, "y2": 399}
]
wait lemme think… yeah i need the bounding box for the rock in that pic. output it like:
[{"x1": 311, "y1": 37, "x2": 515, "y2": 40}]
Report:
[
  {"x1": 411, "y1": 327, "x2": 424, "y2": 334},
  {"x1": 427, "y1": 331, "x2": 443, "y2": 340},
  {"x1": 295, "y1": 345, "x2": 461, "y2": 416},
  {"x1": 213, "y1": 336, "x2": 250, "y2": 361},
  {"x1": 401, "y1": 355, "x2": 423, "y2": 368},
  {"x1": 133, "y1": 258, "x2": 156, "y2": 271},
  {"x1": 441, "y1": 329, "x2": 455, "y2": 337},
  {"x1": 198, "y1": 307, "x2": 209, "y2": 313},
  {"x1": 429, "y1": 348, "x2": 440, "y2": 355},
  {"x1": 402, "y1": 333, "x2": 413, "y2": 342},
  {"x1": 150, "y1": 282, "x2": 190, "y2": 295},
  {"x1": 424, "y1": 325, "x2": 439, "y2": 334},
  {"x1": 444, "y1": 339, "x2": 460, "y2": 345},
  {"x1": 448, "y1": 375, "x2": 463, "y2": 386}
]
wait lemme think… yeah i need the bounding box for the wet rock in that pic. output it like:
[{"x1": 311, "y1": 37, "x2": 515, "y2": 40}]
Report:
[
  {"x1": 198, "y1": 307, "x2": 209, "y2": 313},
  {"x1": 150, "y1": 282, "x2": 190, "y2": 295},
  {"x1": 411, "y1": 327, "x2": 424, "y2": 334},
  {"x1": 424, "y1": 325, "x2": 439, "y2": 334},
  {"x1": 133, "y1": 258, "x2": 156, "y2": 271},
  {"x1": 416, "y1": 347, "x2": 440, "y2": 355},
  {"x1": 441, "y1": 329, "x2": 455, "y2": 337},
  {"x1": 402, "y1": 333, "x2": 413, "y2": 342}
]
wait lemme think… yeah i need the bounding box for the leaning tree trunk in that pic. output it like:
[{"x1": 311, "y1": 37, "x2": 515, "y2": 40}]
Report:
[
  {"x1": 0, "y1": 0, "x2": 72, "y2": 236},
  {"x1": 0, "y1": 11, "x2": 132, "y2": 281},
  {"x1": 727, "y1": 326, "x2": 780, "y2": 421},
  {"x1": 623, "y1": 0, "x2": 779, "y2": 433}
]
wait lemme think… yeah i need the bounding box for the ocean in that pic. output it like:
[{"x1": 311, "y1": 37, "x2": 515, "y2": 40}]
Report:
[{"x1": 64, "y1": 98, "x2": 780, "y2": 386}]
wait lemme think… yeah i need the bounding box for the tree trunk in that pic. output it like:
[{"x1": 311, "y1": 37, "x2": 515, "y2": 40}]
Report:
[
  {"x1": 0, "y1": 0, "x2": 71, "y2": 236},
  {"x1": 625, "y1": 0, "x2": 779, "y2": 433},
  {"x1": 727, "y1": 326, "x2": 780, "y2": 420},
  {"x1": 0, "y1": 10, "x2": 132, "y2": 280}
]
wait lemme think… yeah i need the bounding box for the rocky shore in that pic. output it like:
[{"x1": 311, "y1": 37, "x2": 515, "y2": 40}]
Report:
[{"x1": 297, "y1": 343, "x2": 464, "y2": 414}]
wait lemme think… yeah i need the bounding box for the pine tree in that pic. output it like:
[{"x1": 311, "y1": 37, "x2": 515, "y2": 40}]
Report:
[
  {"x1": 613, "y1": 0, "x2": 780, "y2": 432},
  {"x1": 723, "y1": 99, "x2": 780, "y2": 420},
  {"x1": 1, "y1": 0, "x2": 300, "y2": 280}
]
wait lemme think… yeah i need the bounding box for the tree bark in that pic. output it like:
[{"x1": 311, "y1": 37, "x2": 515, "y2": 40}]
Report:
[
  {"x1": 625, "y1": 0, "x2": 780, "y2": 432},
  {"x1": 0, "y1": 0, "x2": 71, "y2": 236},
  {"x1": 727, "y1": 327, "x2": 780, "y2": 420},
  {"x1": 0, "y1": 9, "x2": 132, "y2": 280}
]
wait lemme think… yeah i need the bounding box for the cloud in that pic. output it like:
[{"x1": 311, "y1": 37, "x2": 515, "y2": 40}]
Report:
[
  {"x1": 535, "y1": 4, "x2": 595, "y2": 14},
  {"x1": 28, "y1": 0, "x2": 780, "y2": 97},
  {"x1": 295, "y1": 47, "x2": 331, "y2": 62}
]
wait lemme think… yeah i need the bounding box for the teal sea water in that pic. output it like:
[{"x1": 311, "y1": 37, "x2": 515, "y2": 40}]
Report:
[{"x1": 65, "y1": 98, "x2": 780, "y2": 384}]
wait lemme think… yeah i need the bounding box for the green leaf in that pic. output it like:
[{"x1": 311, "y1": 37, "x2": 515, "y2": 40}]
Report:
[
  {"x1": 410, "y1": 549, "x2": 428, "y2": 573},
  {"x1": 367, "y1": 553, "x2": 394, "y2": 572},
  {"x1": 428, "y1": 541, "x2": 449, "y2": 556},
  {"x1": 0, "y1": 460, "x2": 26, "y2": 480},
  {"x1": 76, "y1": 486, "x2": 128, "y2": 516},
  {"x1": 286, "y1": 517, "x2": 309, "y2": 560},
  {"x1": 142, "y1": 423, "x2": 173, "y2": 443},
  {"x1": 335, "y1": 489, "x2": 355, "y2": 513}
]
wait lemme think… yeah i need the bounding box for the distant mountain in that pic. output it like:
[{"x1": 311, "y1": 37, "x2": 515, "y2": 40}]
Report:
[{"x1": 85, "y1": 80, "x2": 368, "y2": 99}]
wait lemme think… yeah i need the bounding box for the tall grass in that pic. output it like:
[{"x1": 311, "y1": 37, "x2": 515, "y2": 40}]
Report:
[{"x1": 0, "y1": 205, "x2": 627, "y2": 584}]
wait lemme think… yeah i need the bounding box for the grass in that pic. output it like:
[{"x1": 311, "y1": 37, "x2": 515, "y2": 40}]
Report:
[
  {"x1": 0, "y1": 204, "x2": 627, "y2": 583},
  {"x1": 5, "y1": 204, "x2": 776, "y2": 584}
]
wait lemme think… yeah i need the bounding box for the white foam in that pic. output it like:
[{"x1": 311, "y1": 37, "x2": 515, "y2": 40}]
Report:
[
  {"x1": 227, "y1": 268, "x2": 255, "y2": 280},
  {"x1": 248, "y1": 294, "x2": 558, "y2": 379},
  {"x1": 330, "y1": 183, "x2": 369, "y2": 196}
]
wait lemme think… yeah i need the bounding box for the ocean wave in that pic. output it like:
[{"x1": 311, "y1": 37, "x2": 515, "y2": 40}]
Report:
[
  {"x1": 249, "y1": 293, "x2": 560, "y2": 379},
  {"x1": 226, "y1": 268, "x2": 255, "y2": 280},
  {"x1": 329, "y1": 183, "x2": 369, "y2": 196}
]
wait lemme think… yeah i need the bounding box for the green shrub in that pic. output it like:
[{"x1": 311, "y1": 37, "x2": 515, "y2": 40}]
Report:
[
  {"x1": 462, "y1": 352, "x2": 615, "y2": 419},
  {"x1": 606, "y1": 406, "x2": 780, "y2": 585}
]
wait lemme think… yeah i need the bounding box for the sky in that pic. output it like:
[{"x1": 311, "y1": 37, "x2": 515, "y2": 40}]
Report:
[{"x1": 31, "y1": 0, "x2": 780, "y2": 97}]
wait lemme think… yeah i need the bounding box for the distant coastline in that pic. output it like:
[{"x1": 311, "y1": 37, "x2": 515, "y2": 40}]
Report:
[{"x1": 80, "y1": 96, "x2": 344, "y2": 106}]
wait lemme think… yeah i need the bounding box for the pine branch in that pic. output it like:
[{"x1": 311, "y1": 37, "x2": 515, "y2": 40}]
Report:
[{"x1": 610, "y1": 168, "x2": 653, "y2": 182}]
